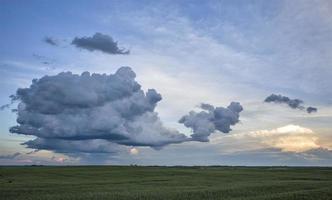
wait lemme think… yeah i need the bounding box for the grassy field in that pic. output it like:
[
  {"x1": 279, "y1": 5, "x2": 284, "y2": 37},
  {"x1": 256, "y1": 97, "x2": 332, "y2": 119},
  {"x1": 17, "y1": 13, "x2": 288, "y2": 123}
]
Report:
[{"x1": 1, "y1": 166, "x2": 332, "y2": 200}]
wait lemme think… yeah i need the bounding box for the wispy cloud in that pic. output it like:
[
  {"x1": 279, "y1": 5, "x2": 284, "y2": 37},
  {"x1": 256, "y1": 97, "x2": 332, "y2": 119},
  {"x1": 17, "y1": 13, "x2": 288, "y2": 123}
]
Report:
[
  {"x1": 43, "y1": 36, "x2": 59, "y2": 46},
  {"x1": 0, "y1": 152, "x2": 21, "y2": 159}
]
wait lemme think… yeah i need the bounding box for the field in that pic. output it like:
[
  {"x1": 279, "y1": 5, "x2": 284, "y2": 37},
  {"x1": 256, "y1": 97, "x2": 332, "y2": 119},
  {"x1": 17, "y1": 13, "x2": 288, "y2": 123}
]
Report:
[{"x1": 1, "y1": 166, "x2": 332, "y2": 200}]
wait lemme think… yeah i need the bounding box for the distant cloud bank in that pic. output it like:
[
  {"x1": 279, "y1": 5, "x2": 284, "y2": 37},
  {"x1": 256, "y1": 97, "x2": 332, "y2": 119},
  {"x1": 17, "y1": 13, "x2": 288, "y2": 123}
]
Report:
[
  {"x1": 0, "y1": 152, "x2": 21, "y2": 159},
  {"x1": 248, "y1": 124, "x2": 319, "y2": 152},
  {"x1": 71, "y1": 33, "x2": 130, "y2": 55}
]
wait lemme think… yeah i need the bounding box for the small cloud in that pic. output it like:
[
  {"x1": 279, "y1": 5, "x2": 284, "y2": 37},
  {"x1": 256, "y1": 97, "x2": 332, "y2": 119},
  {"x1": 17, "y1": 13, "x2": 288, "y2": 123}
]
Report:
[
  {"x1": 264, "y1": 94, "x2": 304, "y2": 109},
  {"x1": 71, "y1": 33, "x2": 130, "y2": 55},
  {"x1": 306, "y1": 106, "x2": 318, "y2": 113},
  {"x1": 26, "y1": 150, "x2": 39, "y2": 155},
  {"x1": 179, "y1": 102, "x2": 243, "y2": 142},
  {"x1": 0, "y1": 104, "x2": 10, "y2": 111},
  {"x1": 51, "y1": 156, "x2": 67, "y2": 163},
  {"x1": 32, "y1": 54, "x2": 56, "y2": 70},
  {"x1": 43, "y1": 37, "x2": 58, "y2": 46},
  {"x1": 264, "y1": 94, "x2": 318, "y2": 113},
  {"x1": 0, "y1": 95, "x2": 19, "y2": 111}
]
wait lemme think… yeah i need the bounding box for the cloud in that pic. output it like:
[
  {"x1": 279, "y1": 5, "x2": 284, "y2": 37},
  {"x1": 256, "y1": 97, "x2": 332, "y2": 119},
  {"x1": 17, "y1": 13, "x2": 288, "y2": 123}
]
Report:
[
  {"x1": 129, "y1": 147, "x2": 139, "y2": 155},
  {"x1": 9, "y1": 67, "x2": 190, "y2": 156},
  {"x1": 264, "y1": 94, "x2": 304, "y2": 109},
  {"x1": 0, "y1": 104, "x2": 10, "y2": 110},
  {"x1": 1, "y1": 94, "x2": 20, "y2": 111},
  {"x1": 247, "y1": 125, "x2": 322, "y2": 152},
  {"x1": 302, "y1": 148, "x2": 332, "y2": 160},
  {"x1": 71, "y1": 33, "x2": 129, "y2": 55},
  {"x1": 51, "y1": 156, "x2": 67, "y2": 163},
  {"x1": 43, "y1": 37, "x2": 58, "y2": 46},
  {"x1": 306, "y1": 106, "x2": 318, "y2": 113},
  {"x1": 179, "y1": 102, "x2": 243, "y2": 142},
  {"x1": 32, "y1": 54, "x2": 56, "y2": 65},
  {"x1": 264, "y1": 94, "x2": 318, "y2": 113},
  {"x1": 23, "y1": 138, "x2": 125, "y2": 154},
  {"x1": 0, "y1": 152, "x2": 21, "y2": 159}
]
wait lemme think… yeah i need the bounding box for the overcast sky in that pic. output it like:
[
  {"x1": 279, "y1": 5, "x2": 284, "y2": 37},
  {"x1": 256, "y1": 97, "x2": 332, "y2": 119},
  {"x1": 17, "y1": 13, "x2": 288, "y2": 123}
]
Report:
[{"x1": 1, "y1": 0, "x2": 332, "y2": 166}]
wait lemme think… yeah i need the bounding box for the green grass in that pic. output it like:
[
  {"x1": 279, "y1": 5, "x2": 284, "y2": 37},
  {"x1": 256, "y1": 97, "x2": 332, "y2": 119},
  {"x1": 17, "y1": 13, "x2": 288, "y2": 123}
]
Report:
[{"x1": 1, "y1": 166, "x2": 332, "y2": 200}]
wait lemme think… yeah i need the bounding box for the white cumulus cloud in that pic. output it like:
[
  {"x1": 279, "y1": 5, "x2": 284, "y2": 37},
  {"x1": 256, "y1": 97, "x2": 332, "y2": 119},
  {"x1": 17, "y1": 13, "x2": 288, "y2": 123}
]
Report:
[{"x1": 248, "y1": 125, "x2": 321, "y2": 152}]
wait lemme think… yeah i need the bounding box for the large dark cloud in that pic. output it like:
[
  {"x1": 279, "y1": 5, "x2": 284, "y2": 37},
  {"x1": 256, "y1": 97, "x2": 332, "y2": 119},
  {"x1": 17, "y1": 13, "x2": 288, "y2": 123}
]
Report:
[
  {"x1": 264, "y1": 94, "x2": 317, "y2": 113},
  {"x1": 71, "y1": 33, "x2": 129, "y2": 55},
  {"x1": 10, "y1": 67, "x2": 188, "y2": 154},
  {"x1": 9, "y1": 67, "x2": 243, "y2": 158},
  {"x1": 179, "y1": 102, "x2": 243, "y2": 142}
]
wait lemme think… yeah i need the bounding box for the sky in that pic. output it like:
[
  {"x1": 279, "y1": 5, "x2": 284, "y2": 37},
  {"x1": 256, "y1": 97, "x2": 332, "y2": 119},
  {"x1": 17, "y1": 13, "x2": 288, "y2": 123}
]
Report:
[{"x1": 0, "y1": 0, "x2": 332, "y2": 166}]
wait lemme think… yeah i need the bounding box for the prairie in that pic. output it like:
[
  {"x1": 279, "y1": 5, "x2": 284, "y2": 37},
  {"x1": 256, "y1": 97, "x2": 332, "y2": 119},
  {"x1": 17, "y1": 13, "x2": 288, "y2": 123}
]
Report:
[{"x1": 1, "y1": 166, "x2": 332, "y2": 200}]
